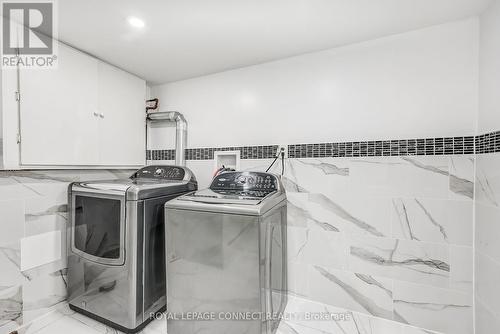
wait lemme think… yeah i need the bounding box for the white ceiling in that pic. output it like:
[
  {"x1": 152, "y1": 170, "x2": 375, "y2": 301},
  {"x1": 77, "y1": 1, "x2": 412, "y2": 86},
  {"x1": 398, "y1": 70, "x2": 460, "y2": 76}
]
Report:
[{"x1": 58, "y1": 0, "x2": 491, "y2": 84}]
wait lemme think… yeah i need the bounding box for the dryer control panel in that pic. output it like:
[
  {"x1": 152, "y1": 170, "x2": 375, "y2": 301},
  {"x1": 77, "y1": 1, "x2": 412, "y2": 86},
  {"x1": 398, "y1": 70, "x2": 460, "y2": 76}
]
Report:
[
  {"x1": 210, "y1": 172, "x2": 278, "y2": 197},
  {"x1": 131, "y1": 165, "x2": 185, "y2": 180}
]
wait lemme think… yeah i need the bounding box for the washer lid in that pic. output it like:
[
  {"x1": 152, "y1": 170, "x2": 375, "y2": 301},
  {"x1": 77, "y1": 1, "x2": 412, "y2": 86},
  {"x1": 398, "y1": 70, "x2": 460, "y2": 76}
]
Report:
[
  {"x1": 178, "y1": 188, "x2": 271, "y2": 205},
  {"x1": 72, "y1": 180, "x2": 133, "y2": 196},
  {"x1": 71, "y1": 165, "x2": 197, "y2": 200},
  {"x1": 166, "y1": 171, "x2": 286, "y2": 215}
]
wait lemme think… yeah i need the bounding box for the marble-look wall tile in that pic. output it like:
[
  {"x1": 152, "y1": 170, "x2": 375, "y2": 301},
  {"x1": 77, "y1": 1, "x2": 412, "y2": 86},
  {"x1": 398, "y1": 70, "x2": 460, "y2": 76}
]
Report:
[
  {"x1": 393, "y1": 281, "x2": 472, "y2": 334},
  {"x1": 0, "y1": 170, "x2": 135, "y2": 213},
  {"x1": 284, "y1": 159, "x2": 351, "y2": 198},
  {"x1": 349, "y1": 156, "x2": 455, "y2": 200},
  {"x1": 448, "y1": 156, "x2": 474, "y2": 200},
  {"x1": 349, "y1": 236, "x2": 450, "y2": 288},
  {"x1": 475, "y1": 203, "x2": 500, "y2": 263},
  {"x1": 0, "y1": 171, "x2": 76, "y2": 184},
  {"x1": 288, "y1": 192, "x2": 392, "y2": 237},
  {"x1": 475, "y1": 154, "x2": 500, "y2": 206},
  {"x1": 20, "y1": 231, "x2": 62, "y2": 272},
  {"x1": 1, "y1": 157, "x2": 474, "y2": 334},
  {"x1": 0, "y1": 178, "x2": 41, "y2": 202},
  {"x1": 282, "y1": 294, "x2": 398, "y2": 334},
  {"x1": 475, "y1": 297, "x2": 500, "y2": 334},
  {"x1": 474, "y1": 153, "x2": 500, "y2": 179},
  {"x1": 389, "y1": 157, "x2": 450, "y2": 199},
  {"x1": 0, "y1": 285, "x2": 22, "y2": 332},
  {"x1": 474, "y1": 152, "x2": 500, "y2": 334},
  {"x1": 282, "y1": 293, "x2": 355, "y2": 334},
  {"x1": 271, "y1": 156, "x2": 471, "y2": 334},
  {"x1": 22, "y1": 197, "x2": 68, "y2": 277},
  {"x1": 391, "y1": 198, "x2": 472, "y2": 246},
  {"x1": 0, "y1": 242, "x2": 24, "y2": 288},
  {"x1": 287, "y1": 227, "x2": 348, "y2": 270},
  {"x1": 21, "y1": 259, "x2": 67, "y2": 283},
  {"x1": 280, "y1": 294, "x2": 442, "y2": 334},
  {"x1": 0, "y1": 169, "x2": 134, "y2": 334},
  {"x1": 308, "y1": 194, "x2": 392, "y2": 237},
  {"x1": 287, "y1": 193, "x2": 341, "y2": 231},
  {"x1": 347, "y1": 235, "x2": 399, "y2": 279},
  {"x1": 287, "y1": 262, "x2": 309, "y2": 298},
  {"x1": 0, "y1": 200, "x2": 25, "y2": 247},
  {"x1": 475, "y1": 172, "x2": 500, "y2": 207},
  {"x1": 475, "y1": 252, "x2": 500, "y2": 320},
  {"x1": 308, "y1": 265, "x2": 394, "y2": 321},
  {"x1": 22, "y1": 271, "x2": 67, "y2": 324},
  {"x1": 20, "y1": 183, "x2": 68, "y2": 209},
  {"x1": 211, "y1": 156, "x2": 470, "y2": 334},
  {"x1": 0, "y1": 169, "x2": 131, "y2": 183},
  {"x1": 24, "y1": 197, "x2": 67, "y2": 237},
  {"x1": 348, "y1": 158, "x2": 394, "y2": 197},
  {"x1": 449, "y1": 246, "x2": 472, "y2": 294}
]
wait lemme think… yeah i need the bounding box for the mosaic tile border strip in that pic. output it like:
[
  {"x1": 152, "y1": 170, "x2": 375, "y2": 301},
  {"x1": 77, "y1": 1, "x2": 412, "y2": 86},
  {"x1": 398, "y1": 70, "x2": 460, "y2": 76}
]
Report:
[
  {"x1": 147, "y1": 131, "x2": 500, "y2": 160},
  {"x1": 147, "y1": 149, "x2": 175, "y2": 161},
  {"x1": 148, "y1": 145, "x2": 279, "y2": 160},
  {"x1": 186, "y1": 145, "x2": 278, "y2": 160},
  {"x1": 475, "y1": 130, "x2": 500, "y2": 154},
  {"x1": 288, "y1": 136, "x2": 475, "y2": 158}
]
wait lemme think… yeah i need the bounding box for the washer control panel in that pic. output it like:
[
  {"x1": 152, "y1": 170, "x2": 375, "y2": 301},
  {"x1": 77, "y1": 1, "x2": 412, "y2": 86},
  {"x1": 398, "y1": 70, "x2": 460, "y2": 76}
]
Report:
[
  {"x1": 210, "y1": 172, "x2": 278, "y2": 196},
  {"x1": 132, "y1": 165, "x2": 185, "y2": 180}
]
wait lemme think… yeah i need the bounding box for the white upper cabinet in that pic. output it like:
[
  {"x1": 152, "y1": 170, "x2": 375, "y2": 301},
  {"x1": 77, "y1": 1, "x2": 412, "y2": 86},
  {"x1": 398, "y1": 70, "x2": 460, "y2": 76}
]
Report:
[
  {"x1": 97, "y1": 61, "x2": 146, "y2": 166},
  {"x1": 19, "y1": 43, "x2": 100, "y2": 166},
  {"x1": 17, "y1": 42, "x2": 146, "y2": 167}
]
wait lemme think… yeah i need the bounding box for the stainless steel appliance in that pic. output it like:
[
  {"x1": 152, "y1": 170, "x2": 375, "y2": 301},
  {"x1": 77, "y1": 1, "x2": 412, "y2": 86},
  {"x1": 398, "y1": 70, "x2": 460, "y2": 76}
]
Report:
[
  {"x1": 67, "y1": 165, "x2": 197, "y2": 333},
  {"x1": 165, "y1": 171, "x2": 287, "y2": 334}
]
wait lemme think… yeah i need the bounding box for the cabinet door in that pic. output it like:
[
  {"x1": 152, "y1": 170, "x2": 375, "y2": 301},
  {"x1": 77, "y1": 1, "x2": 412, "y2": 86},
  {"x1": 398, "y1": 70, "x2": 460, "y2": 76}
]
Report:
[
  {"x1": 19, "y1": 42, "x2": 99, "y2": 166},
  {"x1": 97, "y1": 61, "x2": 145, "y2": 166},
  {"x1": 1, "y1": 67, "x2": 21, "y2": 169}
]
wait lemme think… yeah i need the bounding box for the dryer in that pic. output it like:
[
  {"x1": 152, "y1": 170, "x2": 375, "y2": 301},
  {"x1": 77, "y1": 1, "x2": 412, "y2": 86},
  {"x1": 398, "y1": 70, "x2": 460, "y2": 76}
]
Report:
[
  {"x1": 67, "y1": 165, "x2": 197, "y2": 333},
  {"x1": 165, "y1": 171, "x2": 287, "y2": 334}
]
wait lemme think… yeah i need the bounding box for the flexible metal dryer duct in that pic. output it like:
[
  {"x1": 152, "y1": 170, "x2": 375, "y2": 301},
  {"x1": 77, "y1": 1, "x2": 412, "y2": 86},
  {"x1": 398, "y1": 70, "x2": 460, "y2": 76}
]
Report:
[{"x1": 146, "y1": 111, "x2": 187, "y2": 166}]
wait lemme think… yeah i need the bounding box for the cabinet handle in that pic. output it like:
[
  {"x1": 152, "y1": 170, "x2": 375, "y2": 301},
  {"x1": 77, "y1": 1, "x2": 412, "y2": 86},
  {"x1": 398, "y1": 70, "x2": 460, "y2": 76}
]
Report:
[
  {"x1": 99, "y1": 113, "x2": 104, "y2": 118},
  {"x1": 93, "y1": 112, "x2": 99, "y2": 117}
]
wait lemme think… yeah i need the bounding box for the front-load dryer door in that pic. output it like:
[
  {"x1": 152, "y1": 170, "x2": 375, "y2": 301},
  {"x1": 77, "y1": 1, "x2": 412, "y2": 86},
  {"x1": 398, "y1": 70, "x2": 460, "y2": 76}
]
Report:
[{"x1": 71, "y1": 192, "x2": 126, "y2": 266}]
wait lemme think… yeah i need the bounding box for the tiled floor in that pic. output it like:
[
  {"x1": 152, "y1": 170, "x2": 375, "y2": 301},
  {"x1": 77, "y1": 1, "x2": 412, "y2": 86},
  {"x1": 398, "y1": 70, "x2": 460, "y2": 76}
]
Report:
[
  {"x1": 13, "y1": 303, "x2": 167, "y2": 334},
  {"x1": 10, "y1": 295, "x2": 441, "y2": 334}
]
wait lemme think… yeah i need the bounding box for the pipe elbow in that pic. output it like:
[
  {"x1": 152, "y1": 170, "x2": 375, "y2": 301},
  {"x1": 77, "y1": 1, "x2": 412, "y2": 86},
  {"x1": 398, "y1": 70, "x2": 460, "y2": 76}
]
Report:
[{"x1": 147, "y1": 110, "x2": 187, "y2": 166}]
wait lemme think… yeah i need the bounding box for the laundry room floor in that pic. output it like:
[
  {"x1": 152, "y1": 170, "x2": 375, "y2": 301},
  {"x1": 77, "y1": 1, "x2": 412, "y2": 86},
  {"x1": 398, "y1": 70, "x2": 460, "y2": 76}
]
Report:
[
  {"x1": 11, "y1": 295, "x2": 435, "y2": 334},
  {"x1": 12, "y1": 302, "x2": 166, "y2": 334}
]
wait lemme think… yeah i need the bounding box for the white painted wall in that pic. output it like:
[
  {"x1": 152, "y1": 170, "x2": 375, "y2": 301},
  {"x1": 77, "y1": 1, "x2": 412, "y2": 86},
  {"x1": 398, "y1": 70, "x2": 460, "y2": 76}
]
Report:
[
  {"x1": 150, "y1": 18, "x2": 479, "y2": 149},
  {"x1": 479, "y1": 0, "x2": 500, "y2": 133}
]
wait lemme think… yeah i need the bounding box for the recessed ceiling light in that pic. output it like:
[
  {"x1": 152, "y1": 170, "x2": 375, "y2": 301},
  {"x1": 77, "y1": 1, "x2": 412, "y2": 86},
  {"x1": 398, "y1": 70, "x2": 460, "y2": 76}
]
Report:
[{"x1": 127, "y1": 16, "x2": 145, "y2": 28}]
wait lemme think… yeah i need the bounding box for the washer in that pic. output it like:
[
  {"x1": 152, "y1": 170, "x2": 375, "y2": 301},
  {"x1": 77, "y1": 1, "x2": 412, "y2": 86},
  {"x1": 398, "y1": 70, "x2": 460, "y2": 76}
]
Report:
[
  {"x1": 67, "y1": 165, "x2": 197, "y2": 333},
  {"x1": 165, "y1": 171, "x2": 287, "y2": 334}
]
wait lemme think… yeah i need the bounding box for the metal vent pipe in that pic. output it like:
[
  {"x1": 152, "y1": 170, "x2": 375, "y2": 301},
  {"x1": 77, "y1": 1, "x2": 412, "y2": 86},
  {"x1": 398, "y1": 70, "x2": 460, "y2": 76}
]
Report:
[{"x1": 146, "y1": 111, "x2": 187, "y2": 166}]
